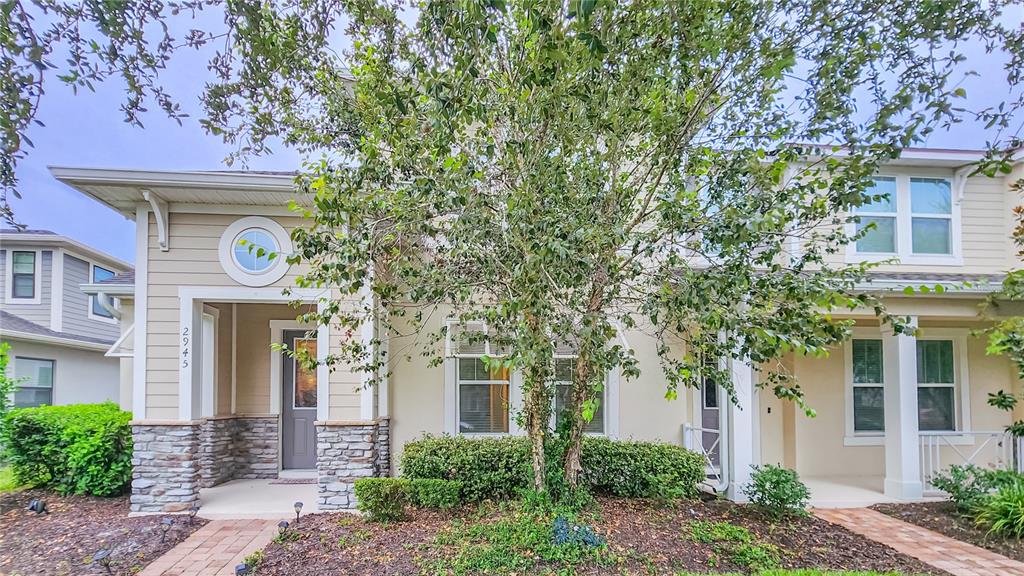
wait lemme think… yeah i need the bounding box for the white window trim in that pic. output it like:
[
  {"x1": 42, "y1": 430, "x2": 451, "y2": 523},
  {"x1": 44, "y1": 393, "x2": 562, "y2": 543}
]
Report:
[
  {"x1": 4, "y1": 248, "x2": 43, "y2": 305},
  {"x1": 217, "y1": 216, "x2": 293, "y2": 287},
  {"x1": 844, "y1": 327, "x2": 972, "y2": 446},
  {"x1": 441, "y1": 320, "x2": 617, "y2": 438},
  {"x1": 87, "y1": 262, "x2": 119, "y2": 324},
  {"x1": 552, "y1": 354, "x2": 609, "y2": 435},
  {"x1": 12, "y1": 355, "x2": 56, "y2": 407},
  {"x1": 846, "y1": 174, "x2": 963, "y2": 266}
]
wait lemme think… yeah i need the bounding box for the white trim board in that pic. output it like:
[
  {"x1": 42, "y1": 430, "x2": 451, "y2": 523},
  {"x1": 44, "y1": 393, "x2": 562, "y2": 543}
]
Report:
[
  {"x1": 3, "y1": 247, "x2": 43, "y2": 305},
  {"x1": 132, "y1": 207, "x2": 149, "y2": 419}
]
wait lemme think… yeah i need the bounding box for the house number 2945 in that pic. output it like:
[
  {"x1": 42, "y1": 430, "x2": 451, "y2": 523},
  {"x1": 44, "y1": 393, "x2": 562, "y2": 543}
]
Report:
[{"x1": 181, "y1": 327, "x2": 190, "y2": 368}]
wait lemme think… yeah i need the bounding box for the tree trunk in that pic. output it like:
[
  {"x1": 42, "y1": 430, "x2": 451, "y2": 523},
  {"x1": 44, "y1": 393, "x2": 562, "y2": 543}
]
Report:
[
  {"x1": 563, "y1": 352, "x2": 593, "y2": 491},
  {"x1": 525, "y1": 375, "x2": 548, "y2": 492}
]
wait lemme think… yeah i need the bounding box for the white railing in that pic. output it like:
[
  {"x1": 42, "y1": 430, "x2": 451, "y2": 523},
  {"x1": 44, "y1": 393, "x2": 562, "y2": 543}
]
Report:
[
  {"x1": 919, "y1": 430, "x2": 1024, "y2": 495},
  {"x1": 683, "y1": 424, "x2": 728, "y2": 493}
]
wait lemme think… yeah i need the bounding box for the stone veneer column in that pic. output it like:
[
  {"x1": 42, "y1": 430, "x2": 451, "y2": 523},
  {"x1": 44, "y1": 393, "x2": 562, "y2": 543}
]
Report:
[
  {"x1": 131, "y1": 422, "x2": 201, "y2": 513},
  {"x1": 234, "y1": 416, "x2": 280, "y2": 479},
  {"x1": 374, "y1": 417, "x2": 392, "y2": 477},
  {"x1": 199, "y1": 418, "x2": 237, "y2": 488},
  {"x1": 316, "y1": 422, "x2": 380, "y2": 510}
]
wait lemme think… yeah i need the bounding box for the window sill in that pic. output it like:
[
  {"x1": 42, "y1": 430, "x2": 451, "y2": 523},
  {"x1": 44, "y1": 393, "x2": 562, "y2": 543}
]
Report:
[
  {"x1": 845, "y1": 253, "x2": 963, "y2": 267},
  {"x1": 844, "y1": 435, "x2": 884, "y2": 447},
  {"x1": 845, "y1": 433, "x2": 977, "y2": 447}
]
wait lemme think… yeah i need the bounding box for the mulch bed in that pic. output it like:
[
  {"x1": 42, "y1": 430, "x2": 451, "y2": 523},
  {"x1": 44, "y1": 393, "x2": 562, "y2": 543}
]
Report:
[
  {"x1": 0, "y1": 489, "x2": 207, "y2": 576},
  {"x1": 253, "y1": 496, "x2": 943, "y2": 575},
  {"x1": 872, "y1": 501, "x2": 1024, "y2": 564}
]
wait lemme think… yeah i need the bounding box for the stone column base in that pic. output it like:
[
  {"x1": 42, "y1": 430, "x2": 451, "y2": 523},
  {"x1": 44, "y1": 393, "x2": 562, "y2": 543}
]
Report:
[
  {"x1": 130, "y1": 422, "x2": 201, "y2": 514},
  {"x1": 316, "y1": 419, "x2": 391, "y2": 510}
]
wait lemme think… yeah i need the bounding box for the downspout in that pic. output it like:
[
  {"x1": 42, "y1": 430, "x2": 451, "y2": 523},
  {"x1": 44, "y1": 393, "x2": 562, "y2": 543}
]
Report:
[{"x1": 96, "y1": 292, "x2": 121, "y2": 320}]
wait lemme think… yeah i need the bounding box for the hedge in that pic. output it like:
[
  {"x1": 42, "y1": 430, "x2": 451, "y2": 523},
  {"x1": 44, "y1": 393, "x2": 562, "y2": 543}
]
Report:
[
  {"x1": 401, "y1": 435, "x2": 704, "y2": 501},
  {"x1": 354, "y1": 477, "x2": 464, "y2": 522},
  {"x1": 1, "y1": 402, "x2": 133, "y2": 496}
]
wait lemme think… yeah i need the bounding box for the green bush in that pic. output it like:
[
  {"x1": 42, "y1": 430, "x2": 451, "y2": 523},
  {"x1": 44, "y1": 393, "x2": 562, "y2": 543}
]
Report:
[
  {"x1": 408, "y1": 478, "x2": 463, "y2": 509},
  {"x1": 401, "y1": 435, "x2": 704, "y2": 501},
  {"x1": 581, "y1": 437, "x2": 704, "y2": 499},
  {"x1": 742, "y1": 464, "x2": 810, "y2": 519},
  {"x1": 931, "y1": 464, "x2": 1023, "y2": 513},
  {"x1": 354, "y1": 478, "x2": 410, "y2": 522},
  {"x1": 975, "y1": 481, "x2": 1024, "y2": 537},
  {"x1": 402, "y1": 435, "x2": 532, "y2": 501},
  {"x1": 1, "y1": 403, "x2": 132, "y2": 496},
  {"x1": 354, "y1": 477, "x2": 464, "y2": 521}
]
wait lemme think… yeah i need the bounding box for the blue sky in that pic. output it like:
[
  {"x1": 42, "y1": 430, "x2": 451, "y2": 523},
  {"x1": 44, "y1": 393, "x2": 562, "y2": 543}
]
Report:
[{"x1": 5, "y1": 9, "x2": 1023, "y2": 265}]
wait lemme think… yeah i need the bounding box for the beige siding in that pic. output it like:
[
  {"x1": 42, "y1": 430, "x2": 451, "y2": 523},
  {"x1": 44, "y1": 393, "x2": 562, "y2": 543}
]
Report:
[
  {"x1": 235, "y1": 303, "x2": 298, "y2": 414},
  {"x1": 820, "y1": 169, "x2": 1017, "y2": 274}
]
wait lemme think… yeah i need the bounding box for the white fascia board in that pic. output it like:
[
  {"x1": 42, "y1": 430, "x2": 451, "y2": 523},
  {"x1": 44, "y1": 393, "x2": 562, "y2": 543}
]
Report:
[
  {"x1": 48, "y1": 166, "x2": 297, "y2": 191},
  {"x1": 79, "y1": 282, "x2": 135, "y2": 297},
  {"x1": 1, "y1": 330, "x2": 111, "y2": 351},
  {"x1": 853, "y1": 279, "x2": 1000, "y2": 295}
]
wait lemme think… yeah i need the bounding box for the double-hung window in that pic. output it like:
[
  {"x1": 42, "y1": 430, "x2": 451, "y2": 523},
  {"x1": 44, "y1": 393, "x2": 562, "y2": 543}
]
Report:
[
  {"x1": 452, "y1": 323, "x2": 510, "y2": 434},
  {"x1": 851, "y1": 175, "x2": 958, "y2": 263},
  {"x1": 851, "y1": 339, "x2": 885, "y2": 433},
  {"x1": 917, "y1": 340, "x2": 956, "y2": 431},
  {"x1": 91, "y1": 265, "x2": 116, "y2": 318},
  {"x1": 553, "y1": 356, "x2": 605, "y2": 434},
  {"x1": 14, "y1": 357, "x2": 54, "y2": 407},
  {"x1": 846, "y1": 332, "x2": 963, "y2": 441},
  {"x1": 10, "y1": 251, "x2": 37, "y2": 299}
]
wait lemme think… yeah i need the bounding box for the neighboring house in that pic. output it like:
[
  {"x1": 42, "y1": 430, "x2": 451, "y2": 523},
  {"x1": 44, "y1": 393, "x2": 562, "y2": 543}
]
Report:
[
  {"x1": 49, "y1": 149, "x2": 1024, "y2": 514},
  {"x1": 0, "y1": 229, "x2": 133, "y2": 409}
]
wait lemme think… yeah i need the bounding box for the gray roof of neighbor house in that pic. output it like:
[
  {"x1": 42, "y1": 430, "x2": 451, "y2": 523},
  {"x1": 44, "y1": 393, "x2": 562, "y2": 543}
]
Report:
[
  {"x1": 95, "y1": 270, "x2": 135, "y2": 285},
  {"x1": 0, "y1": 310, "x2": 115, "y2": 348},
  {"x1": 0, "y1": 228, "x2": 133, "y2": 271}
]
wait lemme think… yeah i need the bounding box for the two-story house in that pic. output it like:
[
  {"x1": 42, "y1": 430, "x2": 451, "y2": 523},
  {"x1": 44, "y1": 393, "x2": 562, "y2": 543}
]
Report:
[
  {"x1": 48, "y1": 149, "x2": 1024, "y2": 515},
  {"x1": 0, "y1": 229, "x2": 133, "y2": 409}
]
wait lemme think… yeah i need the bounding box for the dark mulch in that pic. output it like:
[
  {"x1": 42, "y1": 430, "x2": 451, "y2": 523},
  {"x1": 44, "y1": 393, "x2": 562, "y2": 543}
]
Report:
[
  {"x1": 0, "y1": 489, "x2": 207, "y2": 576},
  {"x1": 253, "y1": 496, "x2": 943, "y2": 575},
  {"x1": 872, "y1": 501, "x2": 1024, "y2": 564}
]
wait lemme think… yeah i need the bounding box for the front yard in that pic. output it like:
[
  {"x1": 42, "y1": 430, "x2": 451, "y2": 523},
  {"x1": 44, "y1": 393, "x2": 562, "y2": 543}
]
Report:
[
  {"x1": 0, "y1": 489, "x2": 206, "y2": 576},
  {"x1": 248, "y1": 497, "x2": 940, "y2": 575},
  {"x1": 873, "y1": 501, "x2": 1024, "y2": 564}
]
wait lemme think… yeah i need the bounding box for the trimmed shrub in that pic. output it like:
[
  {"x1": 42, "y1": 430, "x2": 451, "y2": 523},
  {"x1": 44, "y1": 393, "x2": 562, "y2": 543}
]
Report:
[
  {"x1": 581, "y1": 437, "x2": 704, "y2": 499},
  {"x1": 401, "y1": 435, "x2": 705, "y2": 501},
  {"x1": 354, "y1": 478, "x2": 463, "y2": 521},
  {"x1": 401, "y1": 435, "x2": 531, "y2": 501},
  {"x1": 742, "y1": 464, "x2": 810, "y2": 518},
  {"x1": 1, "y1": 403, "x2": 131, "y2": 496},
  {"x1": 354, "y1": 478, "x2": 410, "y2": 522},
  {"x1": 408, "y1": 478, "x2": 463, "y2": 509},
  {"x1": 931, "y1": 464, "x2": 1023, "y2": 513},
  {"x1": 975, "y1": 481, "x2": 1024, "y2": 537}
]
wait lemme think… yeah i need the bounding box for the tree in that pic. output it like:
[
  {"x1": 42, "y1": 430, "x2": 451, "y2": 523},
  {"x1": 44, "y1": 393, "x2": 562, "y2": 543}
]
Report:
[{"x1": 6, "y1": 0, "x2": 1024, "y2": 495}]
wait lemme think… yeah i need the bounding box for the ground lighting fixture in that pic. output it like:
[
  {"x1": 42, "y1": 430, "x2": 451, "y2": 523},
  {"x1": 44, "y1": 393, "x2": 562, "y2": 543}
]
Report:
[
  {"x1": 293, "y1": 501, "x2": 303, "y2": 523},
  {"x1": 92, "y1": 549, "x2": 113, "y2": 575},
  {"x1": 235, "y1": 563, "x2": 250, "y2": 575},
  {"x1": 26, "y1": 499, "x2": 48, "y2": 514},
  {"x1": 278, "y1": 520, "x2": 289, "y2": 535},
  {"x1": 160, "y1": 517, "x2": 173, "y2": 542},
  {"x1": 188, "y1": 505, "x2": 199, "y2": 524}
]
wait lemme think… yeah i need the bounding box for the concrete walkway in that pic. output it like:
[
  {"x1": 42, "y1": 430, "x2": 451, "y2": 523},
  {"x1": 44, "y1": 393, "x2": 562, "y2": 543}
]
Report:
[
  {"x1": 139, "y1": 519, "x2": 279, "y2": 576},
  {"x1": 815, "y1": 507, "x2": 1024, "y2": 576},
  {"x1": 199, "y1": 479, "x2": 318, "y2": 519}
]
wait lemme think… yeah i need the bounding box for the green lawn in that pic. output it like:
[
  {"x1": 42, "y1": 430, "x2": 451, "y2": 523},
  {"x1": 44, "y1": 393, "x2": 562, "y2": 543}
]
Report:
[{"x1": 0, "y1": 465, "x2": 24, "y2": 493}]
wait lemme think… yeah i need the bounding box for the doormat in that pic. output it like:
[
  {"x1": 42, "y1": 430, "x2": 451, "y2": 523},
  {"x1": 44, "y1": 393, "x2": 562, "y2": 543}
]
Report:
[{"x1": 269, "y1": 478, "x2": 317, "y2": 485}]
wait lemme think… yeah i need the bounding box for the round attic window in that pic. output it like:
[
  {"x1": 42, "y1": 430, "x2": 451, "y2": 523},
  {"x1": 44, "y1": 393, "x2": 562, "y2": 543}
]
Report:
[{"x1": 218, "y1": 216, "x2": 292, "y2": 287}]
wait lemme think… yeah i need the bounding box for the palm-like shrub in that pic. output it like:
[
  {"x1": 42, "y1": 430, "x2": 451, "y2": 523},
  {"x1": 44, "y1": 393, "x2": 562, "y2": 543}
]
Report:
[{"x1": 975, "y1": 481, "x2": 1024, "y2": 538}]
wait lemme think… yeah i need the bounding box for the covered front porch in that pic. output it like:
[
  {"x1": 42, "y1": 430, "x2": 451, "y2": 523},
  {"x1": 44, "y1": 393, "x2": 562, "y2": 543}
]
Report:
[{"x1": 684, "y1": 301, "x2": 1024, "y2": 507}]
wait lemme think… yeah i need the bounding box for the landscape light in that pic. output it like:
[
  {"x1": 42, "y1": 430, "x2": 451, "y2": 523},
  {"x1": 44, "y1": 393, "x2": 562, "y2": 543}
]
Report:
[
  {"x1": 294, "y1": 501, "x2": 303, "y2": 523},
  {"x1": 278, "y1": 520, "x2": 289, "y2": 535},
  {"x1": 235, "y1": 563, "x2": 250, "y2": 575},
  {"x1": 26, "y1": 499, "x2": 48, "y2": 514},
  {"x1": 92, "y1": 549, "x2": 113, "y2": 574},
  {"x1": 160, "y1": 517, "x2": 173, "y2": 542}
]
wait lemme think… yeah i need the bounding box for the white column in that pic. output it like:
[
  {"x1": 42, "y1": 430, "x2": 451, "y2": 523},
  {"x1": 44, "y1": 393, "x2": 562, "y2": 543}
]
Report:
[
  {"x1": 178, "y1": 296, "x2": 203, "y2": 421},
  {"x1": 883, "y1": 316, "x2": 923, "y2": 499},
  {"x1": 726, "y1": 358, "x2": 756, "y2": 501}
]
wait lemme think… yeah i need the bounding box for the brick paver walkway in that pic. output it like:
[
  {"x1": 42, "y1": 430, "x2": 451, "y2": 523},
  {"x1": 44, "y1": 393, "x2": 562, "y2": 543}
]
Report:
[
  {"x1": 815, "y1": 507, "x2": 1024, "y2": 576},
  {"x1": 139, "y1": 519, "x2": 279, "y2": 576}
]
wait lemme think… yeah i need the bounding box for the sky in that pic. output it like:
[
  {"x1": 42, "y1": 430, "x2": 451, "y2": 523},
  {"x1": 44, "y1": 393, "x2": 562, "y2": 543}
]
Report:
[{"x1": 4, "y1": 7, "x2": 1023, "y2": 265}]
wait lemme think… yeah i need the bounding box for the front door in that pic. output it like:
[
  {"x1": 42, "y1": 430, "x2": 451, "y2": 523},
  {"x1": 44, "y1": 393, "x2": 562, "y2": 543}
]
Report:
[
  {"x1": 282, "y1": 330, "x2": 317, "y2": 469},
  {"x1": 701, "y1": 364, "x2": 722, "y2": 470}
]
